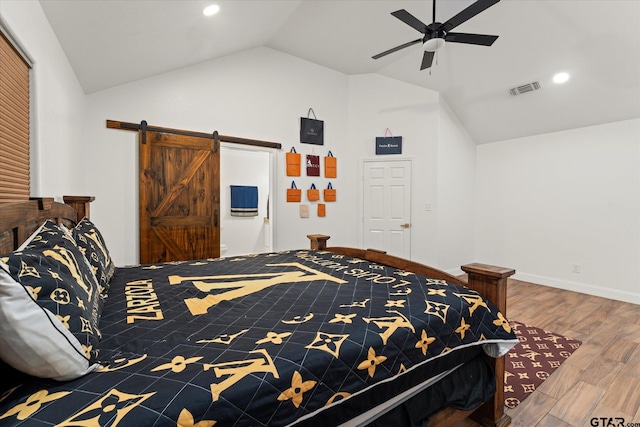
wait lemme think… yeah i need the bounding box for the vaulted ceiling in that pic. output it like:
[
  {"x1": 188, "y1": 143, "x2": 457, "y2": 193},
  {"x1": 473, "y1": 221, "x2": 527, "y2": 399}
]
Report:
[{"x1": 39, "y1": 0, "x2": 640, "y2": 144}]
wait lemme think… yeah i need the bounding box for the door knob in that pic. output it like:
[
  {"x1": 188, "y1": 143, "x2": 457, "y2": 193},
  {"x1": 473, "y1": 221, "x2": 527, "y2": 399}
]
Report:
[{"x1": 401, "y1": 223, "x2": 411, "y2": 228}]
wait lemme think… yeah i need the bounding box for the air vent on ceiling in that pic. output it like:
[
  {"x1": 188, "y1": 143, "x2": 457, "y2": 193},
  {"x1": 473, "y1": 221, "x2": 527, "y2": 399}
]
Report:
[{"x1": 509, "y1": 81, "x2": 542, "y2": 96}]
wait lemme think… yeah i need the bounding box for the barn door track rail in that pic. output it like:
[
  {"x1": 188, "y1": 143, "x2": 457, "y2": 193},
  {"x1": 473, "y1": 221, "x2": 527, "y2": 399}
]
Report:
[{"x1": 106, "y1": 120, "x2": 282, "y2": 150}]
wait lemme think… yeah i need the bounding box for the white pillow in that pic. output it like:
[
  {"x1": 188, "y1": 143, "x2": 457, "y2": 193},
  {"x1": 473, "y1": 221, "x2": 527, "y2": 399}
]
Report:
[
  {"x1": 0, "y1": 221, "x2": 102, "y2": 380},
  {"x1": 0, "y1": 266, "x2": 100, "y2": 380}
]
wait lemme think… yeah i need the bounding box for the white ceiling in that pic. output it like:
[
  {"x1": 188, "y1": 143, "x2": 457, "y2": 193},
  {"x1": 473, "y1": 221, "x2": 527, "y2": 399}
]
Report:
[{"x1": 39, "y1": 0, "x2": 640, "y2": 144}]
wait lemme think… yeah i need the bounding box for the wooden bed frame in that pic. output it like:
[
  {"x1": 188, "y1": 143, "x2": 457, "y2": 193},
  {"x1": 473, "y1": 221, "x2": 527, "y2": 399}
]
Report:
[
  {"x1": 0, "y1": 196, "x2": 93, "y2": 254},
  {"x1": 0, "y1": 198, "x2": 514, "y2": 427},
  {"x1": 307, "y1": 235, "x2": 514, "y2": 427}
]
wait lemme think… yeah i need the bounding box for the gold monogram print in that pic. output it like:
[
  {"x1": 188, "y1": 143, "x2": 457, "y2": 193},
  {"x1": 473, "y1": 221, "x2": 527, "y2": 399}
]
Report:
[{"x1": 169, "y1": 262, "x2": 347, "y2": 315}]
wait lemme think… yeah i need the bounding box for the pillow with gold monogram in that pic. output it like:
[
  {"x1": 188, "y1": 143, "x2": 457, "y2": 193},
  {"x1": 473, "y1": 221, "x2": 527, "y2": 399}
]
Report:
[
  {"x1": 71, "y1": 217, "x2": 115, "y2": 295},
  {"x1": 0, "y1": 220, "x2": 102, "y2": 380}
]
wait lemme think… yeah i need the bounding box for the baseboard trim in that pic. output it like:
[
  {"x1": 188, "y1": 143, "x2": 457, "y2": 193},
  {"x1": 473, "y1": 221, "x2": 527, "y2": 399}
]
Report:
[
  {"x1": 513, "y1": 272, "x2": 640, "y2": 305},
  {"x1": 447, "y1": 267, "x2": 639, "y2": 305}
]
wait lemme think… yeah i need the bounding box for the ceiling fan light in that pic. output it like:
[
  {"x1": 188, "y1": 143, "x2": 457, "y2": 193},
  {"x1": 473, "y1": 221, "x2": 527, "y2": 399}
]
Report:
[{"x1": 423, "y1": 37, "x2": 445, "y2": 52}]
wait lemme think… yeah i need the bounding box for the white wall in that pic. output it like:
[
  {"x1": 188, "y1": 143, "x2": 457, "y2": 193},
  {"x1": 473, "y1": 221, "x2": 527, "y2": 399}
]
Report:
[
  {"x1": 84, "y1": 63, "x2": 476, "y2": 268},
  {"x1": 346, "y1": 75, "x2": 477, "y2": 270},
  {"x1": 476, "y1": 118, "x2": 640, "y2": 303},
  {"x1": 84, "y1": 47, "x2": 353, "y2": 265},
  {"x1": 0, "y1": 0, "x2": 85, "y2": 197},
  {"x1": 436, "y1": 96, "x2": 476, "y2": 273},
  {"x1": 347, "y1": 74, "x2": 441, "y2": 266}
]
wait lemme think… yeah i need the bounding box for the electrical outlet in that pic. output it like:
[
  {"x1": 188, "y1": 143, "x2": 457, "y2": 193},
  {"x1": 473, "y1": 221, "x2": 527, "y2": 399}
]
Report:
[{"x1": 572, "y1": 264, "x2": 581, "y2": 274}]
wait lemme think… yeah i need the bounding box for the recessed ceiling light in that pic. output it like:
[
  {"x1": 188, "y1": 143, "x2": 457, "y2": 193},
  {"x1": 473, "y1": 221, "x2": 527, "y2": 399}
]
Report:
[
  {"x1": 203, "y1": 4, "x2": 220, "y2": 16},
  {"x1": 553, "y1": 72, "x2": 570, "y2": 84}
]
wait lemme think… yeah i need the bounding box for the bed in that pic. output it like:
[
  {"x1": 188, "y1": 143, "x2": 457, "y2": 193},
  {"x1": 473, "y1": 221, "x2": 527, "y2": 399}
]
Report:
[{"x1": 0, "y1": 197, "x2": 517, "y2": 427}]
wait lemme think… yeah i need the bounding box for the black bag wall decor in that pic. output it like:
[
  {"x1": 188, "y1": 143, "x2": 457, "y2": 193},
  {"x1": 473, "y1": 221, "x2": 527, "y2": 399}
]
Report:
[
  {"x1": 375, "y1": 128, "x2": 402, "y2": 155},
  {"x1": 300, "y1": 108, "x2": 324, "y2": 145}
]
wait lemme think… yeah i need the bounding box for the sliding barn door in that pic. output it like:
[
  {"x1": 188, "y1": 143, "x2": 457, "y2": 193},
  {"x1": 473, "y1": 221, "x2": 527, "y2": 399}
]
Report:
[{"x1": 139, "y1": 129, "x2": 220, "y2": 264}]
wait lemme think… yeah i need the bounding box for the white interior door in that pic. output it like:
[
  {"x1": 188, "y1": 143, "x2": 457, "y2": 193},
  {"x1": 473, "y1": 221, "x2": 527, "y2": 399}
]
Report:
[{"x1": 363, "y1": 160, "x2": 412, "y2": 258}]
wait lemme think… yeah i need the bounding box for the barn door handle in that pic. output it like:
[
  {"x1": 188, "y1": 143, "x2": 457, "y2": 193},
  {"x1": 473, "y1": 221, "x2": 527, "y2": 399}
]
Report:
[{"x1": 214, "y1": 210, "x2": 219, "y2": 227}]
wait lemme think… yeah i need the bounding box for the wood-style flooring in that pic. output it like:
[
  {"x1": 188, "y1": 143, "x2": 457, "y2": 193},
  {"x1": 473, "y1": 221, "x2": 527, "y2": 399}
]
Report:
[{"x1": 456, "y1": 279, "x2": 640, "y2": 427}]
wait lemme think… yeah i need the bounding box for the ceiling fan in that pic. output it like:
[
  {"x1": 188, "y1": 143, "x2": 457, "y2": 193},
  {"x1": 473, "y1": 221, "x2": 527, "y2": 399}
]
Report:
[{"x1": 372, "y1": 0, "x2": 501, "y2": 70}]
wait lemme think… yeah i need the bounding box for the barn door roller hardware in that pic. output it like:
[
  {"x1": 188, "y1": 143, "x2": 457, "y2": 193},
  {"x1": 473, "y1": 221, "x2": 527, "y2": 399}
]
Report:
[{"x1": 140, "y1": 120, "x2": 147, "y2": 144}]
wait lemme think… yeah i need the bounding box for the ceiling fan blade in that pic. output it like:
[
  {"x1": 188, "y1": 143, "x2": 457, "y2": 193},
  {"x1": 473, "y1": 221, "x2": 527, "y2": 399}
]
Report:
[
  {"x1": 440, "y1": 0, "x2": 500, "y2": 33},
  {"x1": 420, "y1": 51, "x2": 435, "y2": 70},
  {"x1": 372, "y1": 38, "x2": 422, "y2": 60},
  {"x1": 445, "y1": 32, "x2": 498, "y2": 46},
  {"x1": 391, "y1": 9, "x2": 429, "y2": 34}
]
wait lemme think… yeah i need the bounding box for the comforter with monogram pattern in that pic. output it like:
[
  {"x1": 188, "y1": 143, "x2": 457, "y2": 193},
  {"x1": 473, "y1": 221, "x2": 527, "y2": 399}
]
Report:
[{"x1": 0, "y1": 250, "x2": 517, "y2": 426}]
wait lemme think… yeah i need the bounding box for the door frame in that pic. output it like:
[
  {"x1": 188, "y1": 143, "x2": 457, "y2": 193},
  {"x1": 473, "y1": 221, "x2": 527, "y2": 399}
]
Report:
[
  {"x1": 220, "y1": 142, "x2": 277, "y2": 255},
  {"x1": 360, "y1": 157, "x2": 414, "y2": 257}
]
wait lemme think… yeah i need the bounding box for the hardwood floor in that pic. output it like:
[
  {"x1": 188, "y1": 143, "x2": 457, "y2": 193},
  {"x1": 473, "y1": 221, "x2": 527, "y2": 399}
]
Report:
[{"x1": 457, "y1": 279, "x2": 640, "y2": 427}]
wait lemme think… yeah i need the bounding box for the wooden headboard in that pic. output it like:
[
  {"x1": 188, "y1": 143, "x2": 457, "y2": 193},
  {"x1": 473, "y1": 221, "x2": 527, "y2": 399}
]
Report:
[{"x1": 0, "y1": 196, "x2": 94, "y2": 253}]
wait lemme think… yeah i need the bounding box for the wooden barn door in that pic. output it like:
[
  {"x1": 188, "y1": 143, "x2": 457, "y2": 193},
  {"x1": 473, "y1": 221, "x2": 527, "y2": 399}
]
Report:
[{"x1": 139, "y1": 126, "x2": 220, "y2": 263}]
